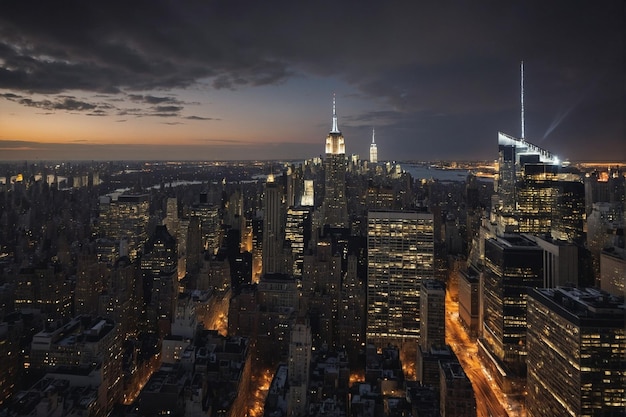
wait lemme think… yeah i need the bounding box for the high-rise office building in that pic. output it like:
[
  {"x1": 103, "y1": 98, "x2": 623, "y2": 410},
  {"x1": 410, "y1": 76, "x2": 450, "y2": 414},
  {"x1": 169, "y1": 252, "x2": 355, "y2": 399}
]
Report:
[
  {"x1": 339, "y1": 249, "x2": 366, "y2": 361},
  {"x1": 163, "y1": 197, "x2": 179, "y2": 238},
  {"x1": 584, "y1": 167, "x2": 626, "y2": 215},
  {"x1": 322, "y1": 96, "x2": 349, "y2": 228},
  {"x1": 287, "y1": 321, "x2": 312, "y2": 416},
  {"x1": 262, "y1": 174, "x2": 286, "y2": 275},
  {"x1": 285, "y1": 164, "x2": 303, "y2": 208},
  {"x1": 479, "y1": 234, "x2": 543, "y2": 393},
  {"x1": 302, "y1": 239, "x2": 342, "y2": 346},
  {"x1": 301, "y1": 179, "x2": 314, "y2": 207},
  {"x1": 550, "y1": 175, "x2": 586, "y2": 243},
  {"x1": 587, "y1": 201, "x2": 624, "y2": 281},
  {"x1": 515, "y1": 161, "x2": 559, "y2": 235},
  {"x1": 524, "y1": 233, "x2": 578, "y2": 287},
  {"x1": 458, "y1": 266, "x2": 480, "y2": 338},
  {"x1": 419, "y1": 279, "x2": 446, "y2": 351},
  {"x1": 141, "y1": 225, "x2": 178, "y2": 336},
  {"x1": 189, "y1": 202, "x2": 221, "y2": 255},
  {"x1": 493, "y1": 132, "x2": 585, "y2": 243},
  {"x1": 367, "y1": 210, "x2": 434, "y2": 347},
  {"x1": 14, "y1": 266, "x2": 72, "y2": 322},
  {"x1": 369, "y1": 128, "x2": 378, "y2": 164},
  {"x1": 98, "y1": 193, "x2": 150, "y2": 261},
  {"x1": 526, "y1": 287, "x2": 625, "y2": 417},
  {"x1": 30, "y1": 316, "x2": 123, "y2": 413},
  {"x1": 74, "y1": 254, "x2": 106, "y2": 316},
  {"x1": 186, "y1": 216, "x2": 202, "y2": 274},
  {"x1": 417, "y1": 278, "x2": 450, "y2": 392},
  {"x1": 141, "y1": 225, "x2": 177, "y2": 277},
  {"x1": 600, "y1": 247, "x2": 626, "y2": 297},
  {"x1": 494, "y1": 132, "x2": 557, "y2": 228},
  {"x1": 516, "y1": 162, "x2": 585, "y2": 242},
  {"x1": 285, "y1": 206, "x2": 311, "y2": 278}
]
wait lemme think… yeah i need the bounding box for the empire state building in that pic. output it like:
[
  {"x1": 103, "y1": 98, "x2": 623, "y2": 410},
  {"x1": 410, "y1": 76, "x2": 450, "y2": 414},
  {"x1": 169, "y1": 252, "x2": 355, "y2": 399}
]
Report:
[{"x1": 322, "y1": 96, "x2": 349, "y2": 228}]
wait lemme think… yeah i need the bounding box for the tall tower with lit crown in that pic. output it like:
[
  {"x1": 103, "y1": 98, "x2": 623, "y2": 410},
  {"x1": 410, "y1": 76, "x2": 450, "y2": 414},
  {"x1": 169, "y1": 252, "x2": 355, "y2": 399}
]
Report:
[
  {"x1": 322, "y1": 95, "x2": 349, "y2": 228},
  {"x1": 262, "y1": 173, "x2": 286, "y2": 274},
  {"x1": 369, "y1": 128, "x2": 378, "y2": 164}
]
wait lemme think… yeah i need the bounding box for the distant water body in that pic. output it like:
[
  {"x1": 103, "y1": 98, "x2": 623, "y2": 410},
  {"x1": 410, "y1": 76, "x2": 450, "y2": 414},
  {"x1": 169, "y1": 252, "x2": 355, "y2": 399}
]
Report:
[
  {"x1": 401, "y1": 164, "x2": 472, "y2": 182},
  {"x1": 109, "y1": 165, "x2": 481, "y2": 195}
]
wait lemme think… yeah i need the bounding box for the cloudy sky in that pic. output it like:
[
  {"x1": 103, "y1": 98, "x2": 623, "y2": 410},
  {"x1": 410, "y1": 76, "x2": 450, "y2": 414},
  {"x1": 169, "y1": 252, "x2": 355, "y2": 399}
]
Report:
[{"x1": 0, "y1": 1, "x2": 623, "y2": 162}]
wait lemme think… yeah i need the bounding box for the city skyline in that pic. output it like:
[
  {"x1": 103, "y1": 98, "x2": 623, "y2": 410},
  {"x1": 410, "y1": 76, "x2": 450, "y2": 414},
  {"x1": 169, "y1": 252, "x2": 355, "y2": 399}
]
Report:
[{"x1": 0, "y1": 1, "x2": 624, "y2": 162}]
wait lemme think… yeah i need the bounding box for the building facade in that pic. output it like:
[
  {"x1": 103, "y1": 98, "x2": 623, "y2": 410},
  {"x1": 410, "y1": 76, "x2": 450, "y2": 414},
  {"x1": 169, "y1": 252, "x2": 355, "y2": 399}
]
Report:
[
  {"x1": 262, "y1": 174, "x2": 286, "y2": 275},
  {"x1": 98, "y1": 193, "x2": 150, "y2": 261},
  {"x1": 367, "y1": 210, "x2": 434, "y2": 347},
  {"x1": 322, "y1": 97, "x2": 349, "y2": 228},
  {"x1": 479, "y1": 234, "x2": 543, "y2": 393},
  {"x1": 526, "y1": 287, "x2": 625, "y2": 417},
  {"x1": 419, "y1": 279, "x2": 446, "y2": 351}
]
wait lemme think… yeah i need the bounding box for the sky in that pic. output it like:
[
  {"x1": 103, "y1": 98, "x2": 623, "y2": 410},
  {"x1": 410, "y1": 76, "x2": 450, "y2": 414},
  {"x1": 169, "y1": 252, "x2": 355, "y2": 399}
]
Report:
[{"x1": 0, "y1": 1, "x2": 624, "y2": 162}]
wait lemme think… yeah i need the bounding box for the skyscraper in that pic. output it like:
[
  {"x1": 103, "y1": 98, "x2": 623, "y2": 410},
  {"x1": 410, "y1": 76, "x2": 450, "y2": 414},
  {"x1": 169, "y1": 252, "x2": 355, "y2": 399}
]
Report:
[
  {"x1": 189, "y1": 200, "x2": 221, "y2": 255},
  {"x1": 458, "y1": 267, "x2": 480, "y2": 337},
  {"x1": 141, "y1": 225, "x2": 178, "y2": 336},
  {"x1": 322, "y1": 96, "x2": 349, "y2": 228},
  {"x1": 367, "y1": 210, "x2": 434, "y2": 347},
  {"x1": 98, "y1": 193, "x2": 150, "y2": 261},
  {"x1": 287, "y1": 321, "x2": 312, "y2": 416},
  {"x1": 262, "y1": 173, "x2": 286, "y2": 275},
  {"x1": 600, "y1": 248, "x2": 626, "y2": 297},
  {"x1": 479, "y1": 234, "x2": 543, "y2": 393},
  {"x1": 516, "y1": 162, "x2": 585, "y2": 242},
  {"x1": 525, "y1": 233, "x2": 578, "y2": 288},
  {"x1": 493, "y1": 131, "x2": 585, "y2": 244},
  {"x1": 284, "y1": 206, "x2": 311, "y2": 278},
  {"x1": 526, "y1": 287, "x2": 625, "y2": 417},
  {"x1": 419, "y1": 279, "x2": 446, "y2": 351},
  {"x1": 301, "y1": 179, "x2": 314, "y2": 207},
  {"x1": 369, "y1": 128, "x2": 378, "y2": 164},
  {"x1": 494, "y1": 132, "x2": 560, "y2": 221}
]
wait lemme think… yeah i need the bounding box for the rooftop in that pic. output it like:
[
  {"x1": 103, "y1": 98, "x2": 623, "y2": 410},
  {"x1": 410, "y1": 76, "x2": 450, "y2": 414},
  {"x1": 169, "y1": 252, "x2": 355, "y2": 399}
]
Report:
[{"x1": 535, "y1": 287, "x2": 625, "y2": 318}]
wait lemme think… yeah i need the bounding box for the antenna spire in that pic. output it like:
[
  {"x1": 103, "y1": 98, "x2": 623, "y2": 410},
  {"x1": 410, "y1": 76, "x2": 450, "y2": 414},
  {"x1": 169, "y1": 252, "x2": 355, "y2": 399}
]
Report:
[
  {"x1": 372, "y1": 128, "x2": 375, "y2": 143},
  {"x1": 521, "y1": 60, "x2": 525, "y2": 141},
  {"x1": 331, "y1": 93, "x2": 340, "y2": 133}
]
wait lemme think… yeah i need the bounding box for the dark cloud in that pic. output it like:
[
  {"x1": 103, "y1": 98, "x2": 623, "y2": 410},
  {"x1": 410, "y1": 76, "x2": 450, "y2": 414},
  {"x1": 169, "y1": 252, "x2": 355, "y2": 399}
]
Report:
[
  {"x1": 186, "y1": 115, "x2": 218, "y2": 121},
  {"x1": 1, "y1": 92, "x2": 107, "y2": 112},
  {"x1": 153, "y1": 105, "x2": 183, "y2": 113},
  {"x1": 86, "y1": 110, "x2": 109, "y2": 117},
  {"x1": 0, "y1": 0, "x2": 622, "y2": 160},
  {"x1": 343, "y1": 110, "x2": 412, "y2": 127},
  {"x1": 128, "y1": 94, "x2": 181, "y2": 105}
]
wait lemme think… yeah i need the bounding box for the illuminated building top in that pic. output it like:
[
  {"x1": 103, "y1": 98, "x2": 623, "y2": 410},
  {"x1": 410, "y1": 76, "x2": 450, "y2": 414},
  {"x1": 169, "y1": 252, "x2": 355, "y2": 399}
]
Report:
[
  {"x1": 325, "y1": 95, "x2": 345, "y2": 155},
  {"x1": 331, "y1": 93, "x2": 339, "y2": 134},
  {"x1": 322, "y1": 94, "x2": 348, "y2": 227},
  {"x1": 370, "y1": 128, "x2": 378, "y2": 163},
  {"x1": 498, "y1": 131, "x2": 559, "y2": 166}
]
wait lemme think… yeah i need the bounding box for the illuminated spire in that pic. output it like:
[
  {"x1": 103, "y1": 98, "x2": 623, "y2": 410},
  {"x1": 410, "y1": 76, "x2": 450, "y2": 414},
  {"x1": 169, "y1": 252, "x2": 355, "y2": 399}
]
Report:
[
  {"x1": 331, "y1": 93, "x2": 340, "y2": 133},
  {"x1": 521, "y1": 60, "x2": 525, "y2": 141},
  {"x1": 369, "y1": 127, "x2": 378, "y2": 163}
]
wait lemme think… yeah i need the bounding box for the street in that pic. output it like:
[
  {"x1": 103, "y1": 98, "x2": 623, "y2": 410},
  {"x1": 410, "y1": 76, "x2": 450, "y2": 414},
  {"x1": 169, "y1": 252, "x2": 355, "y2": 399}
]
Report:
[{"x1": 445, "y1": 291, "x2": 516, "y2": 417}]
